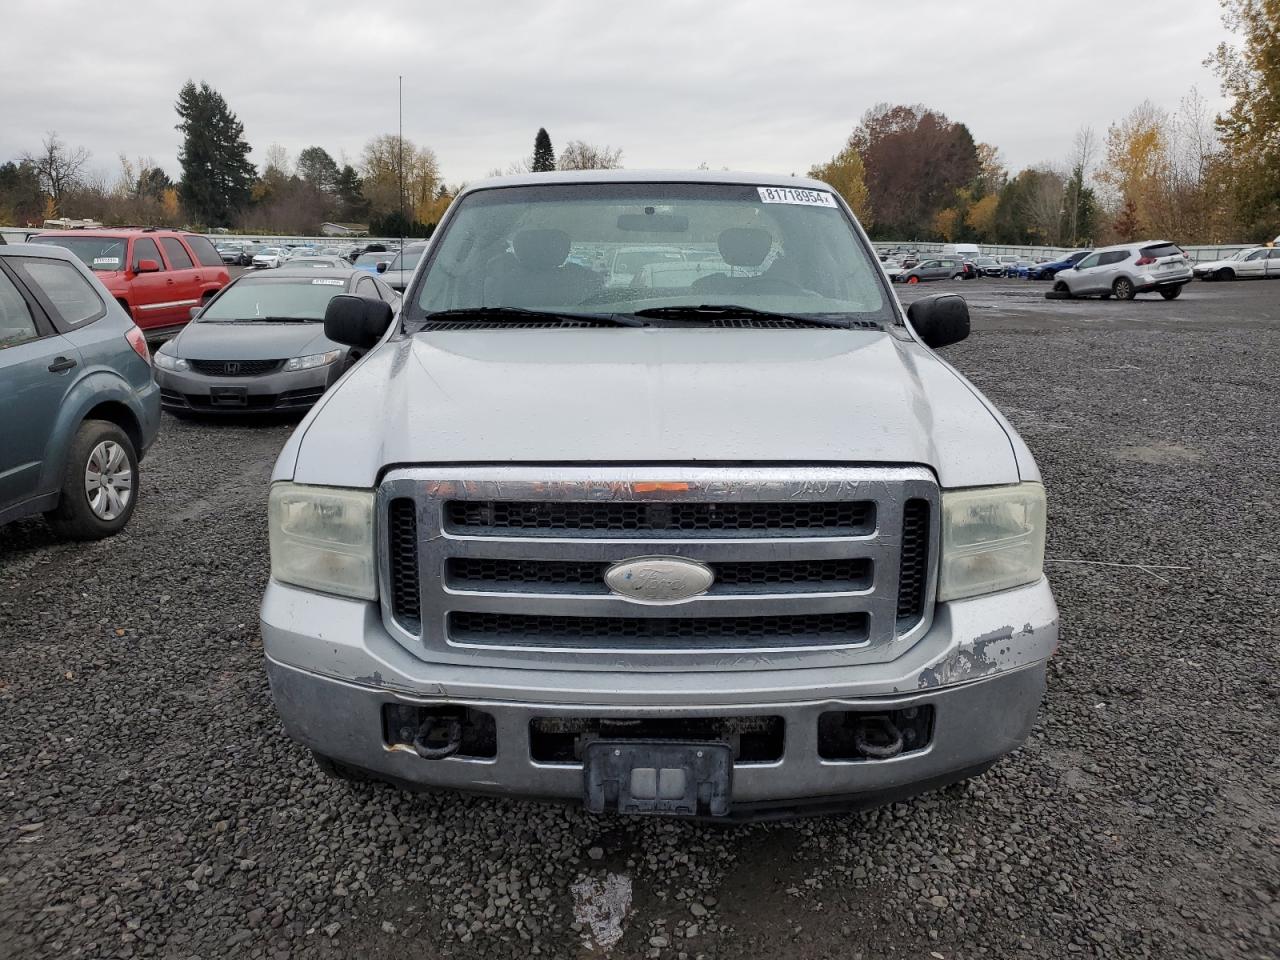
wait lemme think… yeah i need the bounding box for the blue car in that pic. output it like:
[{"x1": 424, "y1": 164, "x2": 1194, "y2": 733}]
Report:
[
  {"x1": 0, "y1": 244, "x2": 160, "y2": 538},
  {"x1": 1028, "y1": 250, "x2": 1091, "y2": 281}
]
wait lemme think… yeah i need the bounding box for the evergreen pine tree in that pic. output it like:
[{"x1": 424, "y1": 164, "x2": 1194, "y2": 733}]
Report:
[
  {"x1": 175, "y1": 80, "x2": 256, "y2": 226},
  {"x1": 531, "y1": 128, "x2": 555, "y2": 172},
  {"x1": 334, "y1": 164, "x2": 368, "y2": 222}
]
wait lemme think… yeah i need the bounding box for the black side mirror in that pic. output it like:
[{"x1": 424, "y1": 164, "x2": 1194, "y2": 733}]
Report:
[
  {"x1": 906, "y1": 293, "x2": 970, "y2": 349},
  {"x1": 376, "y1": 261, "x2": 388, "y2": 274},
  {"x1": 324, "y1": 295, "x2": 394, "y2": 349}
]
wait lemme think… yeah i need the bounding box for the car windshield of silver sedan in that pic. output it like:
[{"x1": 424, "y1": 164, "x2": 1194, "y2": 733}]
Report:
[
  {"x1": 198, "y1": 277, "x2": 345, "y2": 322},
  {"x1": 410, "y1": 182, "x2": 889, "y2": 325},
  {"x1": 29, "y1": 236, "x2": 129, "y2": 271}
]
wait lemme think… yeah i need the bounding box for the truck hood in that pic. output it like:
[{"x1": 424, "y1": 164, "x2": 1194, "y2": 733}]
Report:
[{"x1": 285, "y1": 328, "x2": 1023, "y2": 488}]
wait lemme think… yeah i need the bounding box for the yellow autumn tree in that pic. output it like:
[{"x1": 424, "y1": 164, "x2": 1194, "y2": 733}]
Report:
[
  {"x1": 160, "y1": 187, "x2": 180, "y2": 223},
  {"x1": 42, "y1": 195, "x2": 57, "y2": 222},
  {"x1": 965, "y1": 193, "x2": 1000, "y2": 240},
  {"x1": 1098, "y1": 101, "x2": 1171, "y2": 235},
  {"x1": 361, "y1": 134, "x2": 442, "y2": 222},
  {"x1": 807, "y1": 146, "x2": 871, "y2": 223},
  {"x1": 932, "y1": 206, "x2": 962, "y2": 241}
]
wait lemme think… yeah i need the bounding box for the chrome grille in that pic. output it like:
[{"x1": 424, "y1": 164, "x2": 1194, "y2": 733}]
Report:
[
  {"x1": 449, "y1": 612, "x2": 869, "y2": 648},
  {"x1": 444, "y1": 499, "x2": 874, "y2": 537},
  {"x1": 378, "y1": 467, "x2": 940, "y2": 671},
  {"x1": 445, "y1": 557, "x2": 873, "y2": 595}
]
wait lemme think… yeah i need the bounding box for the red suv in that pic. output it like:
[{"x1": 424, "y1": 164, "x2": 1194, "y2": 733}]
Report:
[{"x1": 29, "y1": 229, "x2": 230, "y2": 335}]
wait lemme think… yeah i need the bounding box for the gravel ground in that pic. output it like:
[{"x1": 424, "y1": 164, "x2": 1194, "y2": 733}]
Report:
[{"x1": 2, "y1": 278, "x2": 1278, "y2": 960}]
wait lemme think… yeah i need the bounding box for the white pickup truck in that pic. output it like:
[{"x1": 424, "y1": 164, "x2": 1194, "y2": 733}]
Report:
[{"x1": 260, "y1": 171, "x2": 1058, "y2": 819}]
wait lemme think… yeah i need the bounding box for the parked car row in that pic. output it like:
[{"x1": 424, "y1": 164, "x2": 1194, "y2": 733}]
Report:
[{"x1": 1, "y1": 243, "x2": 401, "y2": 543}]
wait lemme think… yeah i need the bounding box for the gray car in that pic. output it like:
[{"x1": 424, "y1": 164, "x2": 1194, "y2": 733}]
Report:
[
  {"x1": 260, "y1": 170, "x2": 1057, "y2": 820},
  {"x1": 896, "y1": 257, "x2": 967, "y2": 283},
  {"x1": 0, "y1": 243, "x2": 161, "y2": 538},
  {"x1": 1052, "y1": 240, "x2": 1193, "y2": 300},
  {"x1": 377, "y1": 242, "x2": 429, "y2": 292},
  {"x1": 153, "y1": 268, "x2": 398, "y2": 415}
]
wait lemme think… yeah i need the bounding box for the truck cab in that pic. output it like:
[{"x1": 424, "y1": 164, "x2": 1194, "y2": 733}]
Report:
[{"x1": 260, "y1": 171, "x2": 1057, "y2": 819}]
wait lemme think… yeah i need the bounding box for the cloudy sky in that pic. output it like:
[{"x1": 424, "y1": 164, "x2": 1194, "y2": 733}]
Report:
[{"x1": 1, "y1": 0, "x2": 1234, "y2": 186}]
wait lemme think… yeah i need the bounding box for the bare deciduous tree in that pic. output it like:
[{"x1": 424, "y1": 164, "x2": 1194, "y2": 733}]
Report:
[
  {"x1": 24, "y1": 132, "x2": 90, "y2": 211},
  {"x1": 557, "y1": 141, "x2": 624, "y2": 171}
]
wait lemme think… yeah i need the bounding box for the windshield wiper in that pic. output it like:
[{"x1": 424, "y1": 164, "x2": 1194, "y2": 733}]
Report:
[
  {"x1": 259, "y1": 316, "x2": 318, "y2": 323},
  {"x1": 628, "y1": 305, "x2": 860, "y2": 329},
  {"x1": 417, "y1": 306, "x2": 646, "y2": 328}
]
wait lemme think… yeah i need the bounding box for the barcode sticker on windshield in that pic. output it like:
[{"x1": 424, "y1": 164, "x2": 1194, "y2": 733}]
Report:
[
  {"x1": 93, "y1": 257, "x2": 120, "y2": 265},
  {"x1": 757, "y1": 187, "x2": 838, "y2": 207},
  {"x1": 311, "y1": 278, "x2": 344, "y2": 285}
]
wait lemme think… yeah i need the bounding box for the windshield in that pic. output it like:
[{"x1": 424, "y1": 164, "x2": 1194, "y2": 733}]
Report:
[
  {"x1": 355, "y1": 253, "x2": 388, "y2": 266},
  {"x1": 30, "y1": 235, "x2": 129, "y2": 272},
  {"x1": 198, "y1": 277, "x2": 347, "y2": 321},
  {"x1": 258, "y1": 248, "x2": 284, "y2": 256},
  {"x1": 288, "y1": 259, "x2": 345, "y2": 268},
  {"x1": 410, "y1": 182, "x2": 888, "y2": 323}
]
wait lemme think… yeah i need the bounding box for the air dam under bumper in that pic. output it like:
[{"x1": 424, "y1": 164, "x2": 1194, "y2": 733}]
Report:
[{"x1": 261, "y1": 578, "x2": 1057, "y2": 816}]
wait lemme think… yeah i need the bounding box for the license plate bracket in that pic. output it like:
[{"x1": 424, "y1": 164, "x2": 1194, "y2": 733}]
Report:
[
  {"x1": 583, "y1": 740, "x2": 732, "y2": 817},
  {"x1": 209, "y1": 386, "x2": 247, "y2": 406}
]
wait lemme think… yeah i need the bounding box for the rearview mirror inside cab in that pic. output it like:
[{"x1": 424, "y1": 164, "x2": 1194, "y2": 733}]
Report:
[
  {"x1": 324, "y1": 294, "x2": 393, "y2": 349},
  {"x1": 906, "y1": 294, "x2": 970, "y2": 349}
]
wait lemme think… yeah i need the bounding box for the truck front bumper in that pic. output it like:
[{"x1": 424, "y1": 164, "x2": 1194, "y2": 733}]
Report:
[{"x1": 261, "y1": 578, "x2": 1058, "y2": 817}]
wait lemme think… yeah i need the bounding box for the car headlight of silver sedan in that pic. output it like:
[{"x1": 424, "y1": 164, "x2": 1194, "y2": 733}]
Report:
[
  {"x1": 284, "y1": 350, "x2": 341, "y2": 372},
  {"x1": 268, "y1": 483, "x2": 377, "y2": 600},
  {"x1": 152, "y1": 350, "x2": 189, "y2": 372},
  {"x1": 938, "y1": 482, "x2": 1047, "y2": 602}
]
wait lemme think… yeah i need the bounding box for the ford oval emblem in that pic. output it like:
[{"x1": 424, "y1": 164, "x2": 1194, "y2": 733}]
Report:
[{"x1": 604, "y1": 556, "x2": 715, "y2": 604}]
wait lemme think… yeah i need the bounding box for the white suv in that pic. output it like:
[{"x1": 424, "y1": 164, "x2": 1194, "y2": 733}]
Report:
[{"x1": 1052, "y1": 241, "x2": 1192, "y2": 301}]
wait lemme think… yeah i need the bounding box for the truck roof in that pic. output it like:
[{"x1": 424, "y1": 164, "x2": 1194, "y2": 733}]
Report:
[{"x1": 460, "y1": 169, "x2": 835, "y2": 196}]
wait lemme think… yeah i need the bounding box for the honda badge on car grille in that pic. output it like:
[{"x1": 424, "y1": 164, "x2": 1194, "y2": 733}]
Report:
[{"x1": 604, "y1": 557, "x2": 715, "y2": 604}]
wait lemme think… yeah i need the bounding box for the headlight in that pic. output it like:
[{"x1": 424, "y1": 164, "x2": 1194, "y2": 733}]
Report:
[
  {"x1": 284, "y1": 350, "x2": 341, "y2": 372},
  {"x1": 268, "y1": 484, "x2": 377, "y2": 600},
  {"x1": 938, "y1": 482, "x2": 1046, "y2": 602},
  {"x1": 153, "y1": 350, "x2": 189, "y2": 372}
]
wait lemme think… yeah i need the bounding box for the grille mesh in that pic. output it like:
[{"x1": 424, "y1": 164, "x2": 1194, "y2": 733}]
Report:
[
  {"x1": 187, "y1": 359, "x2": 282, "y2": 376},
  {"x1": 446, "y1": 557, "x2": 872, "y2": 593},
  {"x1": 388, "y1": 499, "x2": 420, "y2": 628},
  {"x1": 896, "y1": 498, "x2": 930, "y2": 626},
  {"x1": 445, "y1": 500, "x2": 875, "y2": 537},
  {"x1": 449, "y1": 611, "x2": 868, "y2": 648}
]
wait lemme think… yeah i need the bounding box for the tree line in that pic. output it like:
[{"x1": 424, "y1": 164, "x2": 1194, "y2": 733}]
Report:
[
  {"x1": 1, "y1": 1, "x2": 1273, "y2": 244},
  {"x1": 810, "y1": 0, "x2": 1276, "y2": 246}
]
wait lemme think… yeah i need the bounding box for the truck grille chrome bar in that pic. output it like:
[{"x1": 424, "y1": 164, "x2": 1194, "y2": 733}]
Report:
[{"x1": 378, "y1": 467, "x2": 939, "y2": 672}]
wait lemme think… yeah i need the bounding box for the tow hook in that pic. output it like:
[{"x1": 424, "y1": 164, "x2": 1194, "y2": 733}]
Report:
[
  {"x1": 853, "y1": 714, "x2": 904, "y2": 759},
  {"x1": 404, "y1": 716, "x2": 463, "y2": 760}
]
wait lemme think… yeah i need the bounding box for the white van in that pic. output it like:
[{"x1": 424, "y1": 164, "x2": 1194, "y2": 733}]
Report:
[{"x1": 942, "y1": 243, "x2": 980, "y2": 258}]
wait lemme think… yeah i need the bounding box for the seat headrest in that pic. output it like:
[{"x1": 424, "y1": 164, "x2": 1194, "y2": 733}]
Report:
[
  {"x1": 718, "y1": 227, "x2": 772, "y2": 268},
  {"x1": 513, "y1": 229, "x2": 571, "y2": 270}
]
